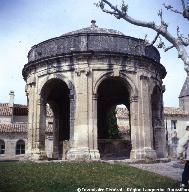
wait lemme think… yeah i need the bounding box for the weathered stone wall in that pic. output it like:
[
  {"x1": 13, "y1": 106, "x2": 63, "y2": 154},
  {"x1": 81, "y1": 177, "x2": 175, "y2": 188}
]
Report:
[
  {"x1": 0, "y1": 116, "x2": 12, "y2": 123},
  {"x1": 165, "y1": 116, "x2": 189, "y2": 158},
  {"x1": 13, "y1": 116, "x2": 28, "y2": 123},
  {"x1": 0, "y1": 133, "x2": 27, "y2": 160},
  {"x1": 23, "y1": 24, "x2": 166, "y2": 161}
]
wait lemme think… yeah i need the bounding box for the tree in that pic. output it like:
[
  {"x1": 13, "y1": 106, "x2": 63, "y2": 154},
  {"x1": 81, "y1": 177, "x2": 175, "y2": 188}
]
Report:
[
  {"x1": 106, "y1": 106, "x2": 120, "y2": 139},
  {"x1": 96, "y1": 0, "x2": 189, "y2": 74}
]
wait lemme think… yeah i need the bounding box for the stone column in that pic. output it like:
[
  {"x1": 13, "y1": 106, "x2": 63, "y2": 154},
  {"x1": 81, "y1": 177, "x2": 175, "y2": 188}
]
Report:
[
  {"x1": 141, "y1": 75, "x2": 157, "y2": 159},
  {"x1": 25, "y1": 85, "x2": 33, "y2": 157},
  {"x1": 25, "y1": 75, "x2": 47, "y2": 160},
  {"x1": 49, "y1": 103, "x2": 59, "y2": 159},
  {"x1": 67, "y1": 63, "x2": 93, "y2": 160},
  {"x1": 52, "y1": 117, "x2": 59, "y2": 159},
  {"x1": 25, "y1": 80, "x2": 36, "y2": 159},
  {"x1": 91, "y1": 93, "x2": 100, "y2": 159},
  {"x1": 32, "y1": 97, "x2": 47, "y2": 160},
  {"x1": 154, "y1": 91, "x2": 166, "y2": 158},
  {"x1": 129, "y1": 95, "x2": 141, "y2": 159},
  {"x1": 130, "y1": 75, "x2": 157, "y2": 160}
]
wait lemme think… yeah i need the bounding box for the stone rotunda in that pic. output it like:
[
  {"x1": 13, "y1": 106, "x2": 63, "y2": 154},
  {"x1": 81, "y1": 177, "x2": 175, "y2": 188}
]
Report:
[{"x1": 22, "y1": 21, "x2": 167, "y2": 161}]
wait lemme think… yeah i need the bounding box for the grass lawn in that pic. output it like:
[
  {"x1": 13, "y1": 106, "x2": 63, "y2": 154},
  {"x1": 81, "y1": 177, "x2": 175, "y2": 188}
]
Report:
[{"x1": 0, "y1": 161, "x2": 178, "y2": 192}]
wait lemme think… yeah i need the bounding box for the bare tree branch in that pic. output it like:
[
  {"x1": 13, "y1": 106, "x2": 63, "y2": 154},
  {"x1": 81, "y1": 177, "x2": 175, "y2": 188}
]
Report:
[
  {"x1": 151, "y1": 33, "x2": 160, "y2": 45},
  {"x1": 177, "y1": 26, "x2": 189, "y2": 46},
  {"x1": 163, "y1": 0, "x2": 189, "y2": 20},
  {"x1": 181, "y1": 0, "x2": 186, "y2": 10},
  {"x1": 163, "y1": 3, "x2": 182, "y2": 15},
  {"x1": 164, "y1": 45, "x2": 174, "y2": 52},
  {"x1": 183, "y1": 6, "x2": 189, "y2": 20},
  {"x1": 101, "y1": 8, "x2": 119, "y2": 16},
  {"x1": 98, "y1": 0, "x2": 189, "y2": 73},
  {"x1": 157, "y1": 36, "x2": 165, "y2": 49},
  {"x1": 180, "y1": 35, "x2": 189, "y2": 46}
]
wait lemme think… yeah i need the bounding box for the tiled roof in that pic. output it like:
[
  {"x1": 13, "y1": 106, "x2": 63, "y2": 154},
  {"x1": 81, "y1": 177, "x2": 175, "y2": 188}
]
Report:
[
  {"x1": 46, "y1": 105, "x2": 53, "y2": 117},
  {"x1": 116, "y1": 106, "x2": 189, "y2": 118},
  {"x1": 164, "y1": 107, "x2": 189, "y2": 116},
  {"x1": 0, "y1": 124, "x2": 27, "y2": 133},
  {"x1": 0, "y1": 123, "x2": 53, "y2": 133},
  {"x1": 116, "y1": 107, "x2": 129, "y2": 119},
  {"x1": 0, "y1": 103, "x2": 28, "y2": 116},
  {"x1": 46, "y1": 124, "x2": 53, "y2": 133},
  {"x1": 0, "y1": 106, "x2": 13, "y2": 116},
  {"x1": 13, "y1": 104, "x2": 28, "y2": 116},
  {"x1": 63, "y1": 23, "x2": 124, "y2": 36},
  {"x1": 0, "y1": 103, "x2": 9, "y2": 107}
]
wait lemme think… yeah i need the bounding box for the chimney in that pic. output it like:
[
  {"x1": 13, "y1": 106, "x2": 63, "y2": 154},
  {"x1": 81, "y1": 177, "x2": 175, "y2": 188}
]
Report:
[{"x1": 9, "y1": 90, "x2": 15, "y2": 107}]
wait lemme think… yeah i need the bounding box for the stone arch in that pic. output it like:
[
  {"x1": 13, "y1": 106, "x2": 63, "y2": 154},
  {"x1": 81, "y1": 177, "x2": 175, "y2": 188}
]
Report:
[
  {"x1": 119, "y1": 73, "x2": 138, "y2": 98},
  {"x1": 93, "y1": 72, "x2": 138, "y2": 98},
  {"x1": 95, "y1": 75, "x2": 133, "y2": 159},
  {"x1": 38, "y1": 76, "x2": 75, "y2": 159},
  {"x1": 149, "y1": 81, "x2": 162, "y2": 96},
  {"x1": 39, "y1": 74, "x2": 75, "y2": 97}
]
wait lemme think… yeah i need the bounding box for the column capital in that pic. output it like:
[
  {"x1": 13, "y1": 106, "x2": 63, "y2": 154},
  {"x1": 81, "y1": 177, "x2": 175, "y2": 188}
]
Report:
[
  {"x1": 140, "y1": 75, "x2": 149, "y2": 81},
  {"x1": 69, "y1": 94, "x2": 75, "y2": 100},
  {"x1": 75, "y1": 66, "x2": 90, "y2": 76},
  {"x1": 92, "y1": 94, "x2": 97, "y2": 100}
]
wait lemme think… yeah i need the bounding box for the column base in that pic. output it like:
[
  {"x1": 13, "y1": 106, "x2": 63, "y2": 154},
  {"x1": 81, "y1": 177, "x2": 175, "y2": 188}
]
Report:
[
  {"x1": 66, "y1": 148, "x2": 100, "y2": 161},
  {"x1": 25, "y1": 150, "x2": 47, "y2": 160},
  {"x1": 130, "y1": 147, "x2": 157, "y2": 160},
  {"x1": 51, "y1": 152, "x2": 59, "y2": 160}
]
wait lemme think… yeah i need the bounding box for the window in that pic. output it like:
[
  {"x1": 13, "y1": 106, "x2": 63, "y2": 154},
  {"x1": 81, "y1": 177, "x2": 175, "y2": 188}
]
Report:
[
  {"x1": 16, "y1": 140, "x2": 25, "y2": 155},
  {"x1": 171, "y1": 120, "x2": 177, "y2": 130},
  {"x1": 0, "y1": 140, "x2": 5, "y2": 154}
]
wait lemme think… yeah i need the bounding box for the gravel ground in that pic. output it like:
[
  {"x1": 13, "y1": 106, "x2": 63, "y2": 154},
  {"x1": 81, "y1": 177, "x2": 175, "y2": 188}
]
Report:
[{"x1": 129, "y1": 161, "x2": 184, "y2": 181}]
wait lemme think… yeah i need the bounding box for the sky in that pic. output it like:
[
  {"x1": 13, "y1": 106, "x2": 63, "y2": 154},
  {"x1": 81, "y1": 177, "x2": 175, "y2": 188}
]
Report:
[{"x1": 0, "y1": 0, "x2": 188, "y2": 107}]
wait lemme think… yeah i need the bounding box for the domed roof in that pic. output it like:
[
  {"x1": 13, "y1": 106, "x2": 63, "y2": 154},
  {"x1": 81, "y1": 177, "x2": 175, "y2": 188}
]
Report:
[
  {"x1": 62, "y1": 20, "x2": 124, "y2": 36},
  {"x1": 25, "y1": 20, "x2": 161, "y2": 68}
]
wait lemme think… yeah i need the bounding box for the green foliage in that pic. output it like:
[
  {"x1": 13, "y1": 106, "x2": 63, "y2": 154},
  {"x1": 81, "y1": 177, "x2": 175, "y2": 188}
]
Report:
[
  {"x1": 107, "y1": 106, "x2": 120, "y2": 139},
  {"x1": 0, "y1": 162, "x2": 178, "y2": 192}
]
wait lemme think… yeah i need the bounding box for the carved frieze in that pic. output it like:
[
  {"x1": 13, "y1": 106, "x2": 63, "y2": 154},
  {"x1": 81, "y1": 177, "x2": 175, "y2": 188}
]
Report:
[
  {"x1": 140, "y1": 75, "x2": 149, "y2": 81},
  {"x1": 112, "y1": 66, "x2": 120, "y2": 77},
  {"x1": 75, "y1": 65, "x2": 90, "y2": 76},
  {"x1": 27, "y1": 74, "x2": 36, "y2": 86},
  {"x1": 47, "y1": 65, "x2": 58, "y2": 74}
]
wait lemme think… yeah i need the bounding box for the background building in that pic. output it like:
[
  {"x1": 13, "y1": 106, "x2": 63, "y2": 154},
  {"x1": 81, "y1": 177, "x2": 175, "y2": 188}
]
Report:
[{"x1": 0, "y1": 91, "x2": 27, "y2": 160}]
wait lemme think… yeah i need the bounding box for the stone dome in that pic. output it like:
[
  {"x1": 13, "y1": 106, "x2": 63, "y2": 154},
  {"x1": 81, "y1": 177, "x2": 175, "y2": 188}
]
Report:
[
  {"x1": 23, "y1": 20, "x2": 163, "y2": 80},
  {"x1": 63, "y1": 20, "x2": 124, "y2": 36}
]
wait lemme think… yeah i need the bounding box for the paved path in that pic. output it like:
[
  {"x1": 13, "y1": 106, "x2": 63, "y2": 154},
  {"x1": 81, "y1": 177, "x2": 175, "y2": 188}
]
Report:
[
  {"x1": 129, "y1": 161, "x2": 184, "y2": 181},
  {"x1": 101, "y1": 160, "x2": 184, "y2": 181}
]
